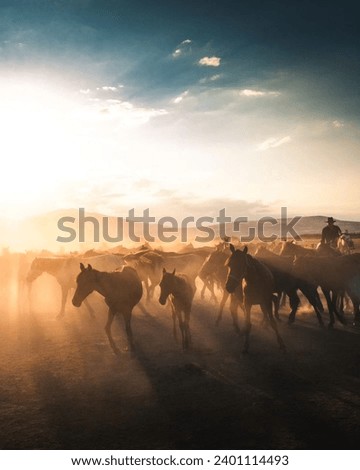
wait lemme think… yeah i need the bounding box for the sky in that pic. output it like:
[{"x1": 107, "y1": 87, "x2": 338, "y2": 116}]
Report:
[{"x1": 0, "y1": 0, "x2": 360, "y2": 223}]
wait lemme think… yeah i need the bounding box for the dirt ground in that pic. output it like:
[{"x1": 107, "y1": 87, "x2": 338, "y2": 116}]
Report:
[{"x1": 0, "y1": 278, "x2": 359, "y2": 450}]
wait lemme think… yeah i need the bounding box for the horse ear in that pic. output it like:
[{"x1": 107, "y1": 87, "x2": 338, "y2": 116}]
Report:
[
  {"x1": 87, "y1": 264, "x2": 93, "y2": 271},
  {"x1": 230, "y1": 243, "x2": 235, "y2": 253},
  {"x1": 163, "y1": 267, "x2": 166, "y2": 274},
  {"x1": 243, "y1": 246, "x2": 248, "y2": 254},
  {"x1": 172, "y1": 268, "x2": 176, "y2": 275},
  {"x1": 80, "y1": 263, "x2": 85, "y2": 272}
]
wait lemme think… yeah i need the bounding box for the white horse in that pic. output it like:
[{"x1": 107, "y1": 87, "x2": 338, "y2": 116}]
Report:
[{"x1": 337, "y1": 234, "x2": 354, "y2": 255}]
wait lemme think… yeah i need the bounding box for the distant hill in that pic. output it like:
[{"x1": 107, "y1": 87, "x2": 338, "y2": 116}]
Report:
[{"x1": 280, "y1": 216, "x2": 360, "y2": 235}]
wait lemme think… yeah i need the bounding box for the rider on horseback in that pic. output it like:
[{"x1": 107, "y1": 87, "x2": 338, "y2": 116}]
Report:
[{"x1": 321, "y1": 217, "x2": 342, "y2": 248}]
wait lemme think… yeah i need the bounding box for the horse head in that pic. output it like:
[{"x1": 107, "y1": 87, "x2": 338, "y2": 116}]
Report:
[
  {"x1": 225, "y1": 244, "x2": 249, "y2": 293},
  {"x1": 72, "y1": 263, "x2": 97, "y2": 307},
  {"x1": 159, "y1": 268, "x2": 176, "y2": 305}
]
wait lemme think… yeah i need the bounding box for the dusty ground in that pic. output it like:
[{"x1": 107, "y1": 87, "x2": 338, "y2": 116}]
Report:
[{"x1": 0, "y1": 279, "x2": 359, "y2": 450}]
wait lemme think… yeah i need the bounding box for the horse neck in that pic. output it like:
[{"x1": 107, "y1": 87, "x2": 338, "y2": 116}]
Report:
[
  {"x1": 34, "y1": 258, "x2": 65, "y2": 277},
  {"x1": 169, "y1": 276, "x2": 187, "y2": 297},
  {"x1": 92, "y1": 271, "x2": 111, "y2": 298},
  {"x1": 244, "y1": 255, "x2": 263, "y2": 281}
]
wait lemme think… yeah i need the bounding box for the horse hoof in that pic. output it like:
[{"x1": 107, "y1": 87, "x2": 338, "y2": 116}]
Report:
[
  {"x1": 319, "y1": 322, "x2": 325, "y2": 329},
  {"x1": 328, "y1": 323, "x2": 334, "y2": 330}
]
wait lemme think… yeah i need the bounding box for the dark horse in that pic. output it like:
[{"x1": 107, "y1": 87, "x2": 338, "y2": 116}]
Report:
[
  {"x1": 226, "y1": 244, "x2": 286, "y2": 354},
  {"x1": 72, "y1": 264, "x2": 143, "y2": 355},
  {"x1": 159, "y1": 268, "x2": 195, "y2": 350}
]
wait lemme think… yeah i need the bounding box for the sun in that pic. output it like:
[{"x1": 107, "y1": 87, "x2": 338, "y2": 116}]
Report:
[{"x1": 0, "y1": 79, "x2": 85, "y2": 219}]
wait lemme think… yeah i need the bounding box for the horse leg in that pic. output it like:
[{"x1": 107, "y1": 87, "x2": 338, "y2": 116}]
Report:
[
  {"x1": 300, "y1": 285, "x2": 324, "y2": 328},
  {"x1": 105, "y1": 308, "x2": 120, "y2": 355},
  {"x1": 337, "y1": 291, "x2": 345, "y2": 315},
  {"x1": 199, "y1": 274, "x2": 207, "y2": 300},
  {"x1": 287, "y1": 289, "x2": 300, "y2": 324},
  {"x1": 177, "y1": 309, "x2": 186, "y2": 350},
  {"x1": 56, "y1": 285, "x2": 68, "y2": 319},
  {"x1": 351, "y1": 298, "x2": 360, "y2": 326},
  {"x1": 273, "y1": 292, "x2": 281, "y2": 321},
  {"x1": 322, "y1": 288, "x2": 335, "y2": 328},
  {"x1": 215, "y1": 290, "x2": 229, "y2": 326},
  {"x1": 123, "y1": 309, "x2": 135, "y2": 352},
  {"x1": 230, "y1": 293, "x2": 241, "y2": 335},
  {"x1": 332, "y1": 291, "x2": 346, "y2": 325},
  {"x1": 314, "y1": 289, "x2": 324, "y2": 313},
  {"x1": 242, "y1": 301, "x2": 252, "y2": 354},
  {"x1": 263, "y1": 299, "x2": 286, "y2": 352},
  {"x1": 208, "y1": 279, "x2": 218, "y2": 303},
  {"x1": 169, "y1": 300, "x2": 178, "y2": 342}
]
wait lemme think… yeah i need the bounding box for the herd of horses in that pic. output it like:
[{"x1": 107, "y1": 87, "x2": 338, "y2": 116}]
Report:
[{"x1": 10, "y1": 237, "x2": 359, "y2": 355}]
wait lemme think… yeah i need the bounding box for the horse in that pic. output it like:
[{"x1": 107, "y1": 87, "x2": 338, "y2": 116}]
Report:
[
  {"x1": 199, "y1": 243, "x2": 229, "y2": 303},
  {"x1": 124, "y1": 250, "x2": 164, "y2": 301},
  {"x1": 337, "y1": 235, "x2": 354, "y2": 255},
  {"x1": 292, "y1": 255, "x2": 360, "y2": 327},
  {"x1": 159, "y1": 268, "x2": 195, "y2": 350},
  {"x1": 72, "y1": 264, "x2": 143, "y2": 354},
  {"x1": 254, "y1": 245, "x2": 325, "y2": 327},
  {"x1": 226, "y1": 244, "x2": 285, "y2": 354},
  {"x1": 27, "y1": 254, "x2": 125, "y2": 318},
  {"x1": 157, "y1": 251, "x2": 208, "y2": 288},
  {"x1": 281, "y1": 240, "x2": 340, "y2": 258}
]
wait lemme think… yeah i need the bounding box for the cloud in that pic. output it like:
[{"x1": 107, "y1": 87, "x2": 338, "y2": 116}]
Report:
[
  {"x1": 257, "y1": 136, "x2": 291, "y2": 151},
  {"x1": 80, "y1": 88, "x2": 91, "y2": 94},
  {"x1": 76, "y1": 96, "x2": 168, "y2": 128},
  {"x1": 198, "y1": 56, "x2": 221, "y2": 67},
  {"x1": 240, "y1": 89, "x2": 280, "y2": 97},
  {"x1": 332, "y1": 120, "x2": 344, "y2": 128},
  {"x1": 96, "y1": 86, "x2": 122, "y2": 91},
  {"x1": 96, "y1": 101, "x2": 168, "y2": 127},
  {"x1": 173, "y1": 90, "x2": 189, "y2": 104},
  {"x1": 172, "y1": 39, "x2": 192, "y2": 58},
  {"x1": 199, "y1": 74, "x2": 222, "y2": 84},
  {"x1": 133, "y1": 179, "x2": 153, "y2": 189}
]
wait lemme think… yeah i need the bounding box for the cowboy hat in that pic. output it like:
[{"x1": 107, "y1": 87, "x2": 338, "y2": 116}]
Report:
[{"x1": 325, "y1": 217, "x2": 336, "y2": 223}]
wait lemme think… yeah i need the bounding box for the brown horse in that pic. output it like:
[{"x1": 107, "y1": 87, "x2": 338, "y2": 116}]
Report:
[
  {"x1": 293, "y1": 254, "x2": 360, "y2": 327},
  {"x1": 159, "y1": 268, "x2": 195, "y2": 350},
  {"x1": 27, "y1": 254, "x2": 125, "y2": 318},
  {"x1": 124, "y1": 250, "x2": 164, "y2": 301},
  {"x1": 226, "y1": 244, "x2": 285, "y2": 354},
  {"x1": 199, "y1": 244, "x2": 229, "y2": 302},
  {"x1": 72, "y1": 264, "x2": 143, "y2": 354},
  {"x1": 254, "y1": 245, "x2": 325, "y2": 327}
]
